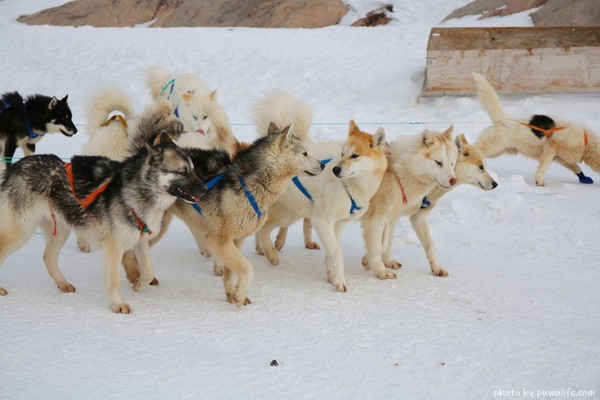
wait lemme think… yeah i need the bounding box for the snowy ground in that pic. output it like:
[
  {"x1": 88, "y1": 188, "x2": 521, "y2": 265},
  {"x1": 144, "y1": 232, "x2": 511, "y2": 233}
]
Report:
[{"x1": 0, "y1": 1, "x2": 599, "y2": 399}]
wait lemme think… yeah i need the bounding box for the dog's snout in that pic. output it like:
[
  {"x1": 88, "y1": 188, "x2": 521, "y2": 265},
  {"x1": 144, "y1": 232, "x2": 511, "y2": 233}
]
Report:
[
  {"x1": 491, "y1": 180, "x2": 498, "y2": 189},
  {"x1": 72, "y1": 126, "x2": 78, "y2": 134},
  {"x1": 332, "y1": 166, "x2": 341, "y2": 177},
  {"x1": 449, "y1": 177, "x2": 457, "y2": 186}
]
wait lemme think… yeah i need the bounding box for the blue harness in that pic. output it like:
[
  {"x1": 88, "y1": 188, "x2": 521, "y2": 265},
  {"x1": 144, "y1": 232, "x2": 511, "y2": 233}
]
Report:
[
  {"x1": 160, "y1": 79, "x2": 180, "y2": 118},
  {"x1": 191, "y1": 170, "x2": 262, "y2": 218},
  {"x1": 292, "y1": 158, "x2": 362, "y2": 215},
  {"x1": 22, "y1": 101, "x2": 39, "y2": 139}
]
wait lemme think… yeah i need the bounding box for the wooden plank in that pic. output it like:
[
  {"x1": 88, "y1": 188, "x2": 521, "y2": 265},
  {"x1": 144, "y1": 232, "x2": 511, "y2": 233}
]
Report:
[{"x1": 421, "y1": 27, "x2": 600, "y2": 96}]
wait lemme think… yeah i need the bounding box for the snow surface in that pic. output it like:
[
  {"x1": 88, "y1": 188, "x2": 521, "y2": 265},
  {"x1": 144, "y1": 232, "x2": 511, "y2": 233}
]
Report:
[{"x1": 1, "y1": 0, "x2": 599, "y2": 399}]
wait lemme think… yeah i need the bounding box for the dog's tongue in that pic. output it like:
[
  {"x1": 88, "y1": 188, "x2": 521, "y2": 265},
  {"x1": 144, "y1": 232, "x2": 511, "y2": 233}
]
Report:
[{"x1": 196, "y1": 129, "x2": 205, "y2": 135}]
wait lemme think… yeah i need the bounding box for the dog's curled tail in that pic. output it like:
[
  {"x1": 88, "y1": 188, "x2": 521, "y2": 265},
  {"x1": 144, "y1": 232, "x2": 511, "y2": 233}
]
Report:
[
  {"x1": 251, "y1": 90, "x2": 314, "y2": 142},
  {"x1": 472, "y1": 72, "x2": 513, "y2": 124},
  {"x1": 85, "y1": 86, "x2": 135, "y2": 131},
  {"x1": 147, "y1": 66, "x2": 173, "y2": 99}
]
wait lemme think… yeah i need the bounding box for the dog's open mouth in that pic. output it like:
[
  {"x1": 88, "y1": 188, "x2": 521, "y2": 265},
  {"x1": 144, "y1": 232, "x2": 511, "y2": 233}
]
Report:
[{"x1": 171, "y1": 186, "x2": 204, "y2": 203}]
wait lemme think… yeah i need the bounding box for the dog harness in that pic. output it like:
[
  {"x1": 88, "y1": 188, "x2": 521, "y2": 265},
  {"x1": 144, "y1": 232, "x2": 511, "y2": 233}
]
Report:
[
  {"x1": 159, "y1": 78, "x2": 180, "y2": 118},
  {"x1": 49, "y1": 163, "x2": 151, "y2": 237},
  {"x1": 191, "y1": 170, "x2": 263, "y2": 218},
  {"x1": 23, "y1": 101, "x2": 40, "y2": 140},
  {"x1": 394, "y1": 174, "x2": 408, "y2": 204},
  {"x1": 520, "y1": 122, "x2": 588, "y2": 146},
  {"x1": 0, "y1": 99, "x2": 10, "y2": 114},
  {"x1": 101, "y1": 114, "x2": 128, "y2": 129}
]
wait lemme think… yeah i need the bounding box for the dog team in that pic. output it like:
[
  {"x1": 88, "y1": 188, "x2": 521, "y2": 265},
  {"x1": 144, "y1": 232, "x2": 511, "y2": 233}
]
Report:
[{"x1": 0, "y1": 69, "x2": 597, "y2": 313}]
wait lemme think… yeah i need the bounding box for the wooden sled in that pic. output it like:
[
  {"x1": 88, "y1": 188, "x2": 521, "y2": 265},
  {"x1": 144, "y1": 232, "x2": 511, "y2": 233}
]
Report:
[{"x1": 421, "y1": 26, "x2": 600, "y2": 96}]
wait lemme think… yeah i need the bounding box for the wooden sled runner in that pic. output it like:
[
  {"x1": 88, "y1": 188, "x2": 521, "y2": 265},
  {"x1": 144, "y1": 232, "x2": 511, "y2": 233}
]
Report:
[{"x1": 421, "y1": 26, "x2": 600, "y2": 96}]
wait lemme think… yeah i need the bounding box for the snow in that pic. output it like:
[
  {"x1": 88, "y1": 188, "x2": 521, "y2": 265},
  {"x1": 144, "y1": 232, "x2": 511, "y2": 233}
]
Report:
[{"x1": 1, "y1": 0, "x2": 599, "y2": 399}]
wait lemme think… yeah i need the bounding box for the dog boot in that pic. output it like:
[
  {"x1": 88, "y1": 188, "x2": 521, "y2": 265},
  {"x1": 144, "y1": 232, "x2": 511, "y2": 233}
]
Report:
[
  {"x1": 420, "y1": 197, "x2": 431, "y2": 209},
  {"x1": 576, "y1": 172, "x2": 594, "y2": 184}
]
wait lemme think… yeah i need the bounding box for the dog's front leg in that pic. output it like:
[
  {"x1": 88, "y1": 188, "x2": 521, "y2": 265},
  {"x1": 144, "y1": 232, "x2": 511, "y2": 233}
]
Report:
[
  {"x1": 102, "y1": 237, "x2": 130, "y2": 314},
  {"x1": 131, "y1": 240, "x2": 156, "y2": 292},
  {"x1": 313, "y1": 219, "x2": 347, "y2": 292},
  {"x1": 381, "y1": 220, "x2": 402, "y2": 270},
  {"x1": 535, "y1": 147, "x2": 557, "y2": 186},
  {"x1": 207, "y1": 240, "x2": 254, "y2": 306},
  {"x1": 40, "y1": 220, "x2": 76, "y2": 293},
  {"x1": 361, "y1": 216, "x2": 396, "y2": 280},
  {"x1": 410, "y1": 211, "x2": 447, "y2": 276}
]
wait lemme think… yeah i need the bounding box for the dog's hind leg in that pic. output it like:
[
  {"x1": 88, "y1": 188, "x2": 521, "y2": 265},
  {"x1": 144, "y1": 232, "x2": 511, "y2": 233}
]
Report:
[
  {"x1": 313, "y1": 219, "x2": 347, "y2": 292},
  {"x1": 76, "y1": 232, "x2": 92, "y2": 253},
  {"x1": 274, "y1": 227, "x2": 288, "y2": 251},
  {"x1": 131, "y1": 240, "x2": 156, "y2": 292},
  {"x1": 302, "y1": 218, "x2": 320, "y2": 250},
  {"x1": 255, "y1": 220, "x2": 281, "y2": 265},
  {"x1": 410, "y1": 211, "x2": 447, "y2": 276},
  {"x1": 0, "y1": 229, "x2": 32, "y2": 295},
  {"x1": 40, "y1": 220, "x2": 76, "y2": 293},
  {"x1": 535, "y1": 147, "x2": 557, "y2": 186},
  {"x1": 101, "y1": 236, "x2": 130, "y2": 314}
]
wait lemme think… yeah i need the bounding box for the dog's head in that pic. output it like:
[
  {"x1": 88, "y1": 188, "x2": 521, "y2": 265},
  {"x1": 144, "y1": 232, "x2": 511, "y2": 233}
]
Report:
[
  {"x1": 454, "y1": 134, "x2": 498, "y2": 191},
  {"x1": 269, "y1": 122, "x2": 325, "y2": 177},
  {"x1": 332, "y1": 120, "x2": 387, "y2": 180},
  {"x1": 147, "y1": 134, "x2": 207, "y2": 204},
  {"x1": 411, "y1": 126, "x2": 458, "y2": 189},
  {"x1": 46, "y1": 95, "x2": 78, "y2": 136},
  {"x1": 177, "y1": 90, "x2": 216, "y2": 138},
  {"x1": 129, "y1": 98, "x2": 185, "y2": 153}
]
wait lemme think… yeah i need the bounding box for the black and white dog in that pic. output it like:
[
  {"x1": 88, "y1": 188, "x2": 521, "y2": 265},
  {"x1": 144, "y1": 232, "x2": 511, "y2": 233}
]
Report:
[{"x1": 0, "y1": 91, "x2": 78, "y2": 170}]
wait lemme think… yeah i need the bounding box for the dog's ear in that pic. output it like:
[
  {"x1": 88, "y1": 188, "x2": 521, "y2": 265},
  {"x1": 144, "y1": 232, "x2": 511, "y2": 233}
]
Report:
[
  {"x1": 153, "y1": 131, "x2": 175, "y2": 147},
  {"x1": 181, "y1": 92, "x2": 192, "y2": 103},
  {"x1": 60, "y1": 95, "x2": 69, "y2": 103},
  {"x1": 372, "y1": 127, "x2": 386, "y2": 148},
  {"x1": 48, "y1": 97, "x2": 58, "y2": 110},
  {"x1": 420, "y1": 130, "x2": 434, "y2": 147},
  {"x1": 455, "y1": 134, "x2": 470, "y2": 154},
  {"x1": 208, "y1": 90, "x2": 217, "y2": 102},
  {"x1": 443, "y1": 125, "x2": 454, "y2": 140},
  {"x1": 267, "y1": 121, "x2": 281, "y2": 135},
  {"x1": 348, "y1": 120, "x2": 360, "y2": 136}
]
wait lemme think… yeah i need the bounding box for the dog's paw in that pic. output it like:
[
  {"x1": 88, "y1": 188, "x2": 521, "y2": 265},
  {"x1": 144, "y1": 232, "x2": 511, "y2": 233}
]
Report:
[
  {"x1": 213, "y1": 264, "x2": 224, "y2": 277},
  {"x1": 304, "y1": 241, "x2": 320, "y2": 250},
  {"x1": 274, "y1": 238, "x2": 285, "y2": 251},
  {"x1": 535, "y1": 179, "x2": 546, "y2": 187},
  {"x1": 361, "y1": 255, "x2": 371, "y2": 270},
  {"x1": 57, "y1": 282, "x2": 76, "y2": 293},
  {"x1": 335, "y1": 282, "x2": 348, "y2": 292},
  {"x1": 577, "y1": 172, "x2": 594, "y2": 184},
  {"x1": 112, "y1": 303, "x2": 132, "y2": 314},
  {"x1": 132, "y1": 280, "x2": 149, "y2": 292},
  {"x1": 375, "y1": 269, "x2": 397, "y2": 280},
  {"x1": 265, "y1": 249, "x2": 280, "y2": 265},
  {"x1": 0, "y1": 287, "x2": 7, "y2": 296},
  {"x1": 384, "y1": 259, "x2": 402, "y2": 270},
  {"x1": 200, "y1": 246, "x2": 212, "y2": 258},
  {"x1": 77, "y1": 238, "x2": 91, "y2": 253},
  {"x1": 432, "y1": 267, "x2": 448, "y2": 277}
]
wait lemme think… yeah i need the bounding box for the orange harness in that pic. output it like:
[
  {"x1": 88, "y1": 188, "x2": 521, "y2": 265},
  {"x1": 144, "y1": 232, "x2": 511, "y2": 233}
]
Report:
[
  {"x1": 520, "y1": 122, "x2": 588, "y2": 146},
  {"x1": 395, "y1": 174, "x2": 408, "y2": 204}
]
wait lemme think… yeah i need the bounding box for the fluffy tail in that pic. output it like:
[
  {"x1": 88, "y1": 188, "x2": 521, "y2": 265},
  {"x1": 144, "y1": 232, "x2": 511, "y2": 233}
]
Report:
[
  {"x1": 251, "y1": 90, "x2": 313, "y2": 142},
  {"x1": 85, "y1": 86, "x2": 135, "y2": 131},
  {"x1": 472, "y1": 72, "x2": 513, "y2": 123},
  {"x1": 147, "y1": 65, "x2": 173, "y2": 99}
]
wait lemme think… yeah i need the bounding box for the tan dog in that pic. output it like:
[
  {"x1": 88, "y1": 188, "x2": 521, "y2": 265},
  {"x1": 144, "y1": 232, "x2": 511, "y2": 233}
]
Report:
[
  {"x1": 365, "y1": 134, "x2": 497, "y2": 277},
  {"x1": 472, "y1": 72, "x2": 597, "y2": 186},
  {"x1": 361, "y1": 126, "x2": 458, "y2": 280}
]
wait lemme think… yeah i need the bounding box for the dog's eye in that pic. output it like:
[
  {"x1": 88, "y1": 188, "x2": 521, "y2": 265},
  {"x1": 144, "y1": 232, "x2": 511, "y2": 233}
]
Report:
[
  {"x1": 203, "y1": 115, "x2": 208, "y2": 120},
  {"x1": 180, "y1": 169, "x2": 188, "y2": 176},
  {"x1": 351, "y1": 154, "x2": 359, "y2": 159},
  {"x1": 479, "y1": 165, "x2": 484, "y2": 172},
  {"x1": 193, "y1": 116, "x2": 198, "y2": 121},
  {"x1": 435, "y1": 160, "x2": 443, "y2": 167},
  {"x1": 303, "y1": 152, "x2": 308, "y2": 157}
]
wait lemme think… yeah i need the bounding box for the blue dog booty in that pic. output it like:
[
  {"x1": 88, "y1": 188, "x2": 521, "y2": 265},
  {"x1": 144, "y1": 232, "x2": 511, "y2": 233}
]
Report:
[
  {"x1": 576, "y1": 171, "x2": 594, "y2": 184},
  {"x1": 420, "y1": 197, "x2": 431, "y2": 209}
]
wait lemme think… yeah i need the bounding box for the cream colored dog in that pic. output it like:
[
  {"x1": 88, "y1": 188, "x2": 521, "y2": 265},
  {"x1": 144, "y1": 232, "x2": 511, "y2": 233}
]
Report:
[{"x1": 472, "y1": 72, "x2": 597, "y2": 186}]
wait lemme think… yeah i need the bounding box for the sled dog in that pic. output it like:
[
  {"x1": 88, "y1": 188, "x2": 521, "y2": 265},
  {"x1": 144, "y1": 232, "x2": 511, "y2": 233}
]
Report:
[
  {"x1": 0, "y1": 134, "x2": 206, "y2": 313},
  {"x1": 147, "y1": 66, "x2": 240, "y2": 155},
  {"x1": 0, "y1": 91, "x2": 77, "y2": 170},
  {"x1": 361, "y1": 126, "x2": 458, "y2": 280},
  {"x1": 363, "y1": 134, "x2": 497, "y2": 277},
  {"x1": 123, "y1": 122, "x2": 325, "y2": 306},
  {"x1": 472, "y1": 72, "x2": 598, "y2": 186}
]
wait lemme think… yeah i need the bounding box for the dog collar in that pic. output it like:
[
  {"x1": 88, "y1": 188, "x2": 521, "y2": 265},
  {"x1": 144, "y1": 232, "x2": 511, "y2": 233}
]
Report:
[
  {"x1": 130, "y1": 208, "x2": 152, "y2": 236},
  {"x1": 291, "y1": 159, "x2": 332, "y2": 203}
]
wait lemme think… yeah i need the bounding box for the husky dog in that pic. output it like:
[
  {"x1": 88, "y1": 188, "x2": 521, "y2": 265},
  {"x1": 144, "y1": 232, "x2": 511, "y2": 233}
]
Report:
[
  {"x1": 361, "y1": 126, "x2": 458, "y2": 280},
  {"x1": 147, "y1": 66, "x2": 240, "y2": 155},
  {"x1": 256, "y1": 121, "x2": 387, "y2": 292},
  {"x1": 0, "y1": 91, "x2": 77, "y2": 170},
  {"x1": 362, "y1": 134, "x2": 497, "y2": 277},
  {"x1": 0, "y1": 134, "x2": 205, "y2": 313},
  {"x1": 77, "y1": 90, "x2": 185, "y2": 253},
  {"x1": 124, "y1": 122, "x2": 325, "y2": 306},
  {"x1": 472, "y1": 72, "x2": 598, "y2": 186}
]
